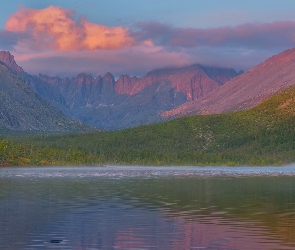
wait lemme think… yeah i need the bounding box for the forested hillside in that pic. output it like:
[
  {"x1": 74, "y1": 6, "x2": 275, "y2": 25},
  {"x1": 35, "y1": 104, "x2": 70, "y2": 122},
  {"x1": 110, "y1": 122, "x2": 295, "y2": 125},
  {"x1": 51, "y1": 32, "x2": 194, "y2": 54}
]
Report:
[{"x1": 2, "y1": 85, "x2": 295, "y2": 166}]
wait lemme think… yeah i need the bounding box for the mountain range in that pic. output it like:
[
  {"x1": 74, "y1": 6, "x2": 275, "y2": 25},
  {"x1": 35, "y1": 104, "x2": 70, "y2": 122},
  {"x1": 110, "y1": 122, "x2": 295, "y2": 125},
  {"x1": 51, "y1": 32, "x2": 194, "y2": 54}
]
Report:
[
  {"x1": 0, "y1": 51, "x2": 240, "y2": 130},
  {"x1": 0, "y1": 48, "x2": 295, "y2": 131}
]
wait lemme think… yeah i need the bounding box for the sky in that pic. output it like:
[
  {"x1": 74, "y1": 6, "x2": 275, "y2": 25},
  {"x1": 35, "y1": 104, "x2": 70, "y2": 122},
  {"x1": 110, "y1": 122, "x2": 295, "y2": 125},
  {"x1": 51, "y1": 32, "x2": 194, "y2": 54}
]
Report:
[{"x1": 1, "y1": 0, "x2": 295, "y2": 78}]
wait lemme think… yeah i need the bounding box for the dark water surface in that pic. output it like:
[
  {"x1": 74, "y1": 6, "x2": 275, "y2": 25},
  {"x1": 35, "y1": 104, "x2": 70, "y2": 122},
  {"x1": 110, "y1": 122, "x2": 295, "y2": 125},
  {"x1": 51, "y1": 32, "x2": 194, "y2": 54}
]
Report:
[{"x1": 1, "y1": 165, "x2": 295, "y2": 250}]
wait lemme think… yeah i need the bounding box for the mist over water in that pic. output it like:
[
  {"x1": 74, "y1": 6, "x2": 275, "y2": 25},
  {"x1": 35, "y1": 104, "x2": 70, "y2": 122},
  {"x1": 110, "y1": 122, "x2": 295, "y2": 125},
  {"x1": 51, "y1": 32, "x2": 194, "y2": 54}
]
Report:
[{"x1": 1, "y1": 166, "x2": 295, "y2": 249}]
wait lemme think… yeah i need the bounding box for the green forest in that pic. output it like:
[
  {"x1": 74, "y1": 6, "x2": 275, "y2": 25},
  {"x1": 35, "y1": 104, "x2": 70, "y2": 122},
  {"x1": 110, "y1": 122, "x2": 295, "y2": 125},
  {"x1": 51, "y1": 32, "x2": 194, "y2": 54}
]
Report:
[{"x1": 2, "y1": 85, "x2": 295, "y2": 167}]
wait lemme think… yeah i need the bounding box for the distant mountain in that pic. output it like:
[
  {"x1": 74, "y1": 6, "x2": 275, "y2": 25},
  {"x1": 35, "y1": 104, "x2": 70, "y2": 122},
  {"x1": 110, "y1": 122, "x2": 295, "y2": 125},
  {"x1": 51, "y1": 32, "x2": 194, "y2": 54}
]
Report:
[
  {"x1": 30, "y1": 72, "x2": 187, "y2": 130},
  {"x1": 116, "y1": 65, "x2": 238, "y2": 100},
  {"x1": 162, "y1": 48, "x2": 295, "y2": 119},
  {"x1": 0, "y1": 52, "x2": 238, "y2": 130},
  {"x1": 0, "y1": 60, "x2": 87, "y2": 132}
]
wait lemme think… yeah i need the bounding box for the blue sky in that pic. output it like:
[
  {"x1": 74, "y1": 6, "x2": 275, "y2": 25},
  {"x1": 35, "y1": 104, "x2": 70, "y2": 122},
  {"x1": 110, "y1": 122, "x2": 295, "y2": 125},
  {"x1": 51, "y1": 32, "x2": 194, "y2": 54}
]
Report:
[{"x1": 1, "y1": 0, "x2": 295, "y2": 77}]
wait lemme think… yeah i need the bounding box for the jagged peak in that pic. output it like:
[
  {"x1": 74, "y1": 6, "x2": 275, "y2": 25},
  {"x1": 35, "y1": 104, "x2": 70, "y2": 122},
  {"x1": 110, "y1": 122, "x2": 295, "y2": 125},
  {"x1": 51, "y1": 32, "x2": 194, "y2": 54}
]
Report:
[
  {"x1": 0, "y1": 50, "x2": 24, "y2": 73},
  {"x1": 103, "y1": 72, "x2": 115, "y2": 83},
  {"x1": 117, "y1": 74, "x2": 138, "y2": 81},
  {"x1": 95, "y1": 75, "x2": 102, "y2": 81},
  {"x1": 104, "y1": 72, "x2": 114, "y2": 77}
]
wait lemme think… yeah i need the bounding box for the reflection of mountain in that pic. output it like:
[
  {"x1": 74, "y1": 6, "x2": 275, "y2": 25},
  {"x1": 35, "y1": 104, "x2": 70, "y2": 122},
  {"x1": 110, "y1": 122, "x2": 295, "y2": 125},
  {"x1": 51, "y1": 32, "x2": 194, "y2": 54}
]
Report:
[{"x1": 0, "y1": 173, "x2": 295, "y2": 249}]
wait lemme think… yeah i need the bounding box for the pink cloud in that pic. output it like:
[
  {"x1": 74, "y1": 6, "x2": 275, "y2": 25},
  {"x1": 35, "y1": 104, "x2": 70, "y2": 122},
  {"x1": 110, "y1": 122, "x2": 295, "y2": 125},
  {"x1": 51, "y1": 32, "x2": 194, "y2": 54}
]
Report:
[
  {"x1": 13, "y1": 45, "x2": 192, "y2": 78},
  {"x1": 13, "y1": 42, "x2": 273, "y2": 79},
  {"x1": 134, "y1": 21, "x2": 295, "y2": 49},
  {"x1": 0, "y1": 29, "x2": 27, "y2": 50},
  {"x1": 5, "y1": 5, "x2": 134, "y2": 51},
  {"x1": 3, "y1": 6, "x2": 295, "y2": 77}
]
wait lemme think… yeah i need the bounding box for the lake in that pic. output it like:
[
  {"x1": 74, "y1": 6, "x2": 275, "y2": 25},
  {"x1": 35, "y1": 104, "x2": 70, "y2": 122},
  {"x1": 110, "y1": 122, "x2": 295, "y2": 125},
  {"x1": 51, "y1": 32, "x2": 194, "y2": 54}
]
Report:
[{"x1": 1, "y1": 165, "x2": 295, "y2": 249}]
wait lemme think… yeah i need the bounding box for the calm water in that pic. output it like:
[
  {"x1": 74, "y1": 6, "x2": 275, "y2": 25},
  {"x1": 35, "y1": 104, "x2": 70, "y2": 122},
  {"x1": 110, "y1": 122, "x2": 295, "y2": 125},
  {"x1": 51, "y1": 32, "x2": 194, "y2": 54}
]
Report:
[{"x1": 1, "y1": 165, "x2": 295, "y2": 250}]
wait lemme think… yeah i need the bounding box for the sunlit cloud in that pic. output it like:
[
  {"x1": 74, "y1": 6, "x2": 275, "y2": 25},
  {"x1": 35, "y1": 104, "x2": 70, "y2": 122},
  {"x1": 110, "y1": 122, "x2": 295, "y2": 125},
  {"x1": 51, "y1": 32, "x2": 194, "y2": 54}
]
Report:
[
  {"x1": 5, "y1": 5, "x2": 134, "y2": 51},
  {"x1": 13, "y1": 44, "x2": 191, "y2": 78},
  {"x1": 0, "y1": 29, "x2": 29, "y2": 50},
  {"x1": 2, "y1": 5, "x2": 295, "y2": 77},
  {"x1": 134, "y1": 21, "x2": 295, "y2": 49}
]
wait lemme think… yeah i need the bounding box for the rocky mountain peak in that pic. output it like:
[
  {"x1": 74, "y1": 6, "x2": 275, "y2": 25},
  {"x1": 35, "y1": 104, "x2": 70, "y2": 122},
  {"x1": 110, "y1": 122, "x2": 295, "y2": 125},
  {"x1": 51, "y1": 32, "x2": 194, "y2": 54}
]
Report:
[
  {"x1": 38, "y1": 74, "x2": 70, "y2": 85},
  {"x1": 0, "y1": 51, "x2": 24, "y2": 73},
  {"x1": 115, "y1": 74, "x2": 139, "y2": 95},
  {"x1": 103, "y1": 72, "x2": 115, "y2": 83},
  {"x1": 73, "y1": 73, "x2": 94, "y2": 84},
  {"x1": 95, "y1": 75, "x2": 103, "y2": 81}
]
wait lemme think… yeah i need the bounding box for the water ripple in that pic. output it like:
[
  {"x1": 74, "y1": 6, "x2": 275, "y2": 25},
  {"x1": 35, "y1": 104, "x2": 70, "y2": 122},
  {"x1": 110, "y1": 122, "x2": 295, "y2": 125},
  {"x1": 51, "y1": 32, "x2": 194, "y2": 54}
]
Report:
[{"x1": 1, "y1": 164, "x2": 295, "y2": 179}]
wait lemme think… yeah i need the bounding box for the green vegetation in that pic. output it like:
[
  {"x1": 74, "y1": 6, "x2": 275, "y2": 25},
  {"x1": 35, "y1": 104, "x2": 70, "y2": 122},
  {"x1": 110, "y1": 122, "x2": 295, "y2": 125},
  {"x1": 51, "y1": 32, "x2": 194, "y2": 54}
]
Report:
[{"x1": 3, "y1": 85, "x2": 295, "y2": 166}]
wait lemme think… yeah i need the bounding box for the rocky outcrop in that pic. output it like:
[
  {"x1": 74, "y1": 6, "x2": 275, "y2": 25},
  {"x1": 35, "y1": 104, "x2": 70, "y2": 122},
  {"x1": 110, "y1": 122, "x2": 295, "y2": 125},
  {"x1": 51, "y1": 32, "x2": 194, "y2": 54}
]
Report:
[
  {"x1": 115, "y1": 64, "x2": 239, "y2": 101},
  {"x1": 115, "y1": 75, "x2": 139, "y2": 95},
  {"x1": 0, "y1": 51, "x2": 24, "y2": 73}
]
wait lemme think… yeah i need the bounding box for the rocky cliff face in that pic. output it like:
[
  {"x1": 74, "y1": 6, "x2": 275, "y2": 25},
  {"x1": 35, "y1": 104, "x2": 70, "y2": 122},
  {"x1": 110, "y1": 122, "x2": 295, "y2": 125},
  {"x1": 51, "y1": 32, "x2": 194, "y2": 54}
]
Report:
[
  {"x1": 162, "y1": 48, "x2": 295, "y2": 119},
  {"x1": 116, "y1": 65, "x2": 238, "y2": 101},
  {"x1": 115, "y1": 75, "x2": 139, "y2": 95},
  {"x1": 0, "y1": 51, "x2": 24, "y2": 73},
  {"x1": 34, "y1": 64, "x2": 238, "y2": 129}
]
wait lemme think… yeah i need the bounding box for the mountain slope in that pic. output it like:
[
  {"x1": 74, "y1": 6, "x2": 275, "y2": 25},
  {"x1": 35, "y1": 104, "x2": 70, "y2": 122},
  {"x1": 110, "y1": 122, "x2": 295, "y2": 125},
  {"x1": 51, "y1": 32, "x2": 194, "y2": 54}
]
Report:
[
  {"x1": 162, "y1": 48, "x2": 295, "y2": 118},
  {"x1": 0, "y1": 62, "x2": 87, "y2": 132}
]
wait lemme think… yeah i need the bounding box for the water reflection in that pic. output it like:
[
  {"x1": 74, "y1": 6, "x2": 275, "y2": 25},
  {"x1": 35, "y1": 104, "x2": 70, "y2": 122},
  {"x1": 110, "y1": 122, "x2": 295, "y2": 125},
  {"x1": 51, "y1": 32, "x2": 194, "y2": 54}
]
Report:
[{"x1": 0, "y1": 166, "x2": 295, "y2": 249}]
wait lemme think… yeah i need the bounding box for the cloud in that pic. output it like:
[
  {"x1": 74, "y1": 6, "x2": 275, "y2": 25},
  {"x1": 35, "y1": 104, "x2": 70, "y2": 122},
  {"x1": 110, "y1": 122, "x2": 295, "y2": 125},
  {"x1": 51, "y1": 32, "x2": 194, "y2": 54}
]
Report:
[
  {"x1": 8, "y1": 5, "x2": 295, "y2": 54},
  {"x1": 0, "y1": 29, "x2": 29, "y2": 50},
  {"x1": 4, "y1": 5, "x2": 295, "y2": 77},
  {"x1": 14, "y1": 42, "x2": 277, "y2": 79},
  {"x1": 134, "y1": 21, "x2": 295, "y2": 50},
  {"x1": 13, "y1": 45, "x2": 192, "y2": 78},
  {"x1": 5, "y1": 5, "x2": 134, "y2": 51}
]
